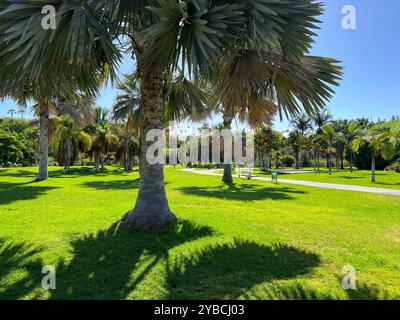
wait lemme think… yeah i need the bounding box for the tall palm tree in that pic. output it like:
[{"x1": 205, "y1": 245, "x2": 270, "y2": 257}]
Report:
[
  {"x1": 289, "y1": 113, "x2": 312, "y2": 169},
  {"x1": 7, "y1": 109, "x2": 16, "y2": 118},
  {"x1": 0, "y1": 0, "x2": 342, "y2": 231},
  {"x1": 312, "y1": 108, "x2": 332, "y2": 134},
  {"x1": 321, "y1": 124, "x2": 338, "y2": 175},
  {"x1": 343, "y1": 121, "x2": 362, "y2": 172},
  {"x1": 312, "y1": 108, "x2": 332, "y2": 167},
  {"x1": 353, "y1": 128, "x2": 396, "y2": 182},
  {"x1": 287, "y1": 130, "x2": 302, "y2": 170}
]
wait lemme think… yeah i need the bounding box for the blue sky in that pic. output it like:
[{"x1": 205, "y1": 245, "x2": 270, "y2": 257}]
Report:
[{"x1": 1, "y1": 0, "x2": 399, "y2": 131}]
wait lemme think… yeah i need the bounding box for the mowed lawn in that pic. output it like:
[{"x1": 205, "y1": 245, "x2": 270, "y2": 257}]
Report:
[
  {"x1": 255, "y1": 168, "x2": 400, "y2": 189},
  {"x1": 0, "y1": 166, "x2": 400, "y2": 300}
]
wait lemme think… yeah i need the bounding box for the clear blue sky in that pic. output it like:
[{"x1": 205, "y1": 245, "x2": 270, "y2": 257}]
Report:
[{"x1": 1, "y1": 0, "x2": 399, "y2": 131}]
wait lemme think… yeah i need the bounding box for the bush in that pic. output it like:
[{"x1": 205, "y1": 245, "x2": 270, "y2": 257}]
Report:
[
  {"x1": 281, "y1": 155, "x2": 295, "y2": 168},
  {"x1": 385, "y1": 160, "x2": 400, "y2": 173},
  {"x1": 192, "y1": 163, "x2": 217, "y2": 169}
]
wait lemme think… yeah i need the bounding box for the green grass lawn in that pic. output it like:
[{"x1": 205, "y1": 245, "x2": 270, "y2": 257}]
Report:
[
  {"x1": 253, "y1": 168, "x2": 400, "y2": 189},
  {"x1": 1, "y1": 166, "x2": 400, "y2": 300}
]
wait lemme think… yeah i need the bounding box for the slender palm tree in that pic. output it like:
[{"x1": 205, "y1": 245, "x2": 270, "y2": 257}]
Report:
[
  {"x1": 287, "y1": 130, "x2": 302, "y2": 170},
  {"x1": 55, "y1": 115, "x2": 92, "y2": 171},
  {"x1": 343, "y1": 121, "x2": 362, "y2": 172},
  {"x1": 312, "y1": 108, "x2": 332, "y2": 167},
  {"x1": 312, "y1": 108, "x2": 332, "y2": 134},
  {"x1": 0, "y1": 0, "x2": 342, "y2": 231},
  {"x1": 7, "y1": 109, "x2": 16, "y2": 118},
  {"x1": 321, "y1": 124, "x2": 338, "y2": 175},
  {"x1": 353, "y1": 128, "x2": 396, "y2": 182},
  {"x1": 289, "y1": 113, "x2": 312, "y2": 169}
]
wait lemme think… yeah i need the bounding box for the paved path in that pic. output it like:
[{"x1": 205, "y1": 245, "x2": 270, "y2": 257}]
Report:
[{"x1": 182, "y1": 169, "x2": 400, "y2": 196}]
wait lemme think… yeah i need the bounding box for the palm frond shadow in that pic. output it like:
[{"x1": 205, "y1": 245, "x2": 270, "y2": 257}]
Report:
[
  {"x1": 0, "y1": 238, "x2": 45, "y2": 299},
  {"x1": 50, "y1": 220, "x2": 215, "y2": 299},
  {"x1": 0, "y1": 182, "x2": 58, "y2": 205},
  {"x1": 178, "y1": 184, "x2": 307, "y2": 201},
  {"x1": 242, "y1": 282, "x2": 398, "y2": 300},
  {"x1": 165, "y1": 239, "x2": 320, "y2": 299}
]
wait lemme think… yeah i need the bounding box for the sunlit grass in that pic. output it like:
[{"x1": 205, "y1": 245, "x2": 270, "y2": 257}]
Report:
[{"x1": 0, "y1": 166, "x2": 399, "y2": 299}]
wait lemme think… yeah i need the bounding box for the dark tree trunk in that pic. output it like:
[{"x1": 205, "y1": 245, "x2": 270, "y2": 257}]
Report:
[
  {"x1": 294, "y1": 147, "x2": 300, "y2": 169},
  {"x1": 371, "y1": 149, "x2": 376, "y2": 183},
  {"x1": 37, "y1": 103, "x2": 49, "y2": 181},
  {"x1": 118, "y1": 72, "x2": 176, "y2": 232},
  {"x1": 94, "y1": 153, "x2": 100, "y2": 172},
  {"x1": 222, "y1": 112, "x2": 233, "y2": 183},
  {"x1": 350, "y1": 151, "x2": 354, "y2": 172},
  {"x1": 340, "y1": 153, "x2": 344, "y2": 170},
  {"x1": 66, "y1": 137, "x2": 72, "y2": 171}
]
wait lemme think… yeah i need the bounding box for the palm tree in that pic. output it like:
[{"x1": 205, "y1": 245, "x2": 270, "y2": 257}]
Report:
[
  {"x1": 343, "y1": 121, "x2": 362, "y2": 172},
  {"x1": 17, "y1": 105, "x2": 27, "y2": 118},
  {"x1": 116, "y1": 129, "x2": 140, "y2": 172},
  {"x1": 353, "y1": 128, "x2": 396, "y2": 182},
  {"x1": 289, "y1": 113, "x2": 312, "y2": 169},
  {"x1": 0, "y1": 1, "x2": 342, "y2": 231},
  {"x1": 331, "y1": 120, "x2": 346, "y2": 169},
  {"x1": 321, "y1": 124, "x2": 338, "y2": 175},
  {"x1": 287, "y1": 130, "x2": 302, "y2": 170},
  {"x1": 7, "y1": 109, "x2": 16, "y2": 118},
  {"x1": 55, "y1": 115, "x2": 92, "y2": 171},
  {"x1": 312, "y1": 108, "x2": 332, "y2": 134},
  {"x1": 87, "y1": 107, "x2": 119, "y2": 173},
  {"x1": 312, "y1": 108, "x2": 332, "y2": 167},
  {"x1": 112, "y1": 74, "x2": 141, "y2": 134}
]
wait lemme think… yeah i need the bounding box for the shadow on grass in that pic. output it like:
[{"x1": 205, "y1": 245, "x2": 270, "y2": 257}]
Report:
[
  {"x1": 0, "y1": 169, "x2": 37, "y2": 179},
  {"x1": 50, "y1": 220, "x2": 215, "y2": 299},
  {"x1": 165, "y1": 239, "x2": 320, "y2": 299},
  {"x1": 178, "y1": 184, "x2": 307, "y2": 201},
  {"x1": 0, "y1": 238, "x2": 45, "y2": 299},
  {"x1": 242, "y1": 282, "x2": 399, "y2": 300},
  {"x1": 82, "y1": 178, "x2": 141, "y2": 190},
  {"x1": 1, "y1": 231, "x2": 395, "y2": 300},
  {"x1": 0, "y1": 182, "x2": 58, "y2": 205}
]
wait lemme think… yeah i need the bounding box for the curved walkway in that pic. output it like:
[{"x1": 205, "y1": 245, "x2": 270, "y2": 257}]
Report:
[{"x1": 182, "y1": 169, "x2": 400, "y2": 196}]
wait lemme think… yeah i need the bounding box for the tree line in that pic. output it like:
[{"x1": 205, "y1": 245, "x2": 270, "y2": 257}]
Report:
[{"x1": 254, "y1": 111, "x2": 400, "y2": 181}]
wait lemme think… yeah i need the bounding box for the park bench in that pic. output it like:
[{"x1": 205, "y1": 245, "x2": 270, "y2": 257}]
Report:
[{"x1": 238, "y1": 167, "x2": 253, "y2": 180}]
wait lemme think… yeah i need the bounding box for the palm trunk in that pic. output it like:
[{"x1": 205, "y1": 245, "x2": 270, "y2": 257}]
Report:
[
  {"x1": 94, "y1": 153, "x2": 100, "y2": 172},
  {"x1": 222, "y1": 112, "x2": 233, "y2": 183},
  {"x1": 350, "y1": 151, "x2": 353, "y2": 173},
  {"x1": 328, "y1": 145, "x2": 332, "y2": 175},
  {"x1": 340, "y1": 149, "x2": 344, "y2": 170},
  {"x1": 118, "y1": 71, "x2": 176, "y2": 232},
  {"x1": 37, "y1": 103, "x2": 49, "y2": 181},
  {"x1": 66, "y1": 137, "x2": 72, "y2": 171},
  {"x1": 294, "y1": 147, "x2": 300, "y2": 169},
  {"x1": 100, "y1": 150, "x2": 105, "y2": 172},
  {"x1": 371, "y1": 149, "x2": 376, "y2": 183}
]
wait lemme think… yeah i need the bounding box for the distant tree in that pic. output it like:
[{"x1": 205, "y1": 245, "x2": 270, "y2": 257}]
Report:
[
  {"x1": 321, "y1": 124, "x2": 338, "y2": 175},
  {"x1": 343, "y1": 121, "x2": 362, "y2": 172},
  {"x1": 287, "y1": 130, "x2": 302, "y2": 170},
  {"x1": 353, "y1": 126, "x2": 396, "y2": 182},
  {"x1": 0, "y1": 132, "x2": 24, "y2": 164},
  {"x1": 55, "y1": 115, "x2": 92, "y2": 171}
]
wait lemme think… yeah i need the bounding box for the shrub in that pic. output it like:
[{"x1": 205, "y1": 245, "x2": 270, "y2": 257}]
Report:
[
  {"x1": 385, "y1": 160, "x2": 400, "y2": 173},
  {"x1": 281, "y1": 155, "x2": 295, "y2": 168}
]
